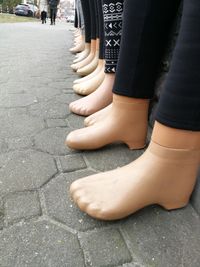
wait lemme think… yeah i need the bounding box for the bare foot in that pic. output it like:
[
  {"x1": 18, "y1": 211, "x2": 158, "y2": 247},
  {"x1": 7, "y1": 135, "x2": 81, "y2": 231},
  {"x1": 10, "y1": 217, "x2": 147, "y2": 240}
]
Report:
[
  {"x1": 66, "y1": 94, "x2": 149, "y2": 150},
  {"x1": 70, "y1": 141, "x2": 199, "y2": 220},
  {"x1": 84, "y1": 104, "x2": 112, "y2": 127},
  {"x1": 73, "y1": 67, "x2": 105, "y2": 96},
  {"x1": 70, "y1": 74, "x2": 115, "y2": 115}
]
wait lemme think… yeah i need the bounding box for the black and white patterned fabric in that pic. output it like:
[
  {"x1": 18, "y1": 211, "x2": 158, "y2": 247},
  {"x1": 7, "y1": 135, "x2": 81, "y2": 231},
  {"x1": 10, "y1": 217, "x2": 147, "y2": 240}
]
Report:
[{"x1": 103, "y1": 0, "x2": 124, "y2": 73}]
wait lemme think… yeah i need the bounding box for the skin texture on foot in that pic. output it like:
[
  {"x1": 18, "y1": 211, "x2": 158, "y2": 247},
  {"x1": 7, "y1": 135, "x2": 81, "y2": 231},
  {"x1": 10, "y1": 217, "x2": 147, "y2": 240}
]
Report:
[
  {"x1": 74, "y1": 60, "x2": 105, "y2": 84},
  {"x1": 84, "y1": 104, "x2": 112, "y2": 127},
  {"x1": 70, "y1": 140, "x2": 200, "y2": 220},
  {"x1": 70, "y1": 74, "x2": 115, "y2": 116},
  {"x1": 76, "y1": 52, "x2": 99, "y2": 77},
  {"x1": 73, "y1": 67, "x2": 105, "y2": 96},
  {"x1": 66, "y1": 94, "x2": 149, "y2": 150}
]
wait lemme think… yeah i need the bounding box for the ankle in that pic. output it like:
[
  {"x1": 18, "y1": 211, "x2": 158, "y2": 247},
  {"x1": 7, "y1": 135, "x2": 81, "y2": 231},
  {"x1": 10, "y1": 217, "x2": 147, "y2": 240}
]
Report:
[{"x1": 152, "y1": 121, "x2": 200, "y2": 150}]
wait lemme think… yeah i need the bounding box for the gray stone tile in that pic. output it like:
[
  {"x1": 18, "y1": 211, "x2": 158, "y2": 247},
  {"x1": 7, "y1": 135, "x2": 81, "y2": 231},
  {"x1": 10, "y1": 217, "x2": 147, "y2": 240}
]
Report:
[
  {"x1": 54, "y1": 93, "x2": 81, "y2": 104},
  {"x1": 0, "y1": 107, "x2": 27, "y2": 117},
  {"x1": 59, "y1": 154, "x2": 87, "y2": 172},
  {"x1": 43, "y1": 171, "x2": 111, "y2": 231},
  {"x1": 0, "y1": 94, "x2": 37, "y2": 108},
  {"x1": 46, "y1": 118, "x2": 68, "y2": 128},
  {"x1": 191, "y1": 168, "x2": 200, "y2": 214},
  {"x1": 0, "y1": 150, "x2": 57, "y2": 196},
  {"x1": 0, "y1": 114, "x2": 45, "y2": 139},
  {"x1": 120, "y1": 205, "x2": 200, "y2": 267},
  {"x1": 4, "y1": 191, "x2": 41, "y2": 224},
  {"x1": 6, "y1": 136, "x2": 34, "y2": 151},
  {"x1": 29, "y1": 99, "x2": 70, "y2": 119},
  {"x1": 67, "y1": 113, "x2": 85, "y2": 129},
  {"x1": 0, "y1": 220, "x2": 84, "y2": 267},
  {"x1": 79, "y1": 228, "x2": 132, "y2": 267},
  {"x1": 28, "y1": 86, "x2": 61, "y2": 101},
  {"x1": 34, "y1": 127, "x2": 71, "y2": 155},
  {"x1": 83, "y1": 144, "x2": 144, "y2": 171},
  {"x1": 48, "y1": 81, "x2": 73, "y2": 90},
  {"x1": 0, "y1": 199, "x2": 3, "y2": 230}
]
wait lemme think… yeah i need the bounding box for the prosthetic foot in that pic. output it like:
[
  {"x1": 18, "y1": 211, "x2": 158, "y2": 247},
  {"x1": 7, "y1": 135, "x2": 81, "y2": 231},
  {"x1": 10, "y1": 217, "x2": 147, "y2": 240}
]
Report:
[
  {"x1": 73, "y1": 59, "x2": 105, "y2": 84},
  {"x1": 73, "y1": 67, "x2": 105, "y2": 96},
  {"x1": 73, "y1": 43, "x2": 91, "y2": 63},
  {"x1": 70, "y1": 122, "x2": 200, "y2": 220},
  {"x1": 66, "y1": 94, "x2": 149, "y2": 150},
  {"x1": 76, "y1": 51, "x2": 99, "y2": 76},
  {"x1": 69, "y1": 37, "x2": 85, "y2": 54},
  {"x1": 71, "y1": 39, "x2": 96, "y2": 72},
  {"x1": 70, "y1": 74, "x2": 115, "y2": 115},
  {"x1": 84, "y1": 104, "x2": 112, "y2": 127}
]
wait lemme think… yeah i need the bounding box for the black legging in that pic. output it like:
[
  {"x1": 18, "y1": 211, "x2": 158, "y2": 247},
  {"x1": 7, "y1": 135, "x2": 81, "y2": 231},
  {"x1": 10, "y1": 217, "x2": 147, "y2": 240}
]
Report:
[
  {"x1": 103, "y1": 0, "x2": 124, "y2": 73},
  {"x1": 113, "y1": 0, "x2": 200, "y2": 131},
  {"x1": 81, "y1": 0, "x2": 91, "y2": 43},
  {"x1": 89, "y1": 0, "x2": 97, "y2": 40},
  {"x1": 96, "y1": 0, "x2": 105, "y2": 59}
]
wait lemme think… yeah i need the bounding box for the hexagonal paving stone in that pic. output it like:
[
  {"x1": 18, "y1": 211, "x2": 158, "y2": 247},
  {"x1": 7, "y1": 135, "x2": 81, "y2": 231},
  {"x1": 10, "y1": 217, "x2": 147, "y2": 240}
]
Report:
[
  {"x1": 0, "y1": 114, "x2": 45, "y2": 139},
  {"x1": 48, "y1": 81, "x2": 73, "y2": 90},
  {"x1": 120, "y1": 206, "x2": 200, "y2": 267},
  {"x1": 0, "y1": 220, "x2": 85, "y2": 267},
  {"x1": 43, "y1": 171, "x2": 112, "y2": 231},
  {"x1": 54, "y1": 93, "x2": 81, "y2": 104},
  {"x1": 28, "y1": 86, "x2": 61, "y2": 101},
  {"x1": 67, "y1": 113, "x2": 85, "y2": 129},
  {"x1": 59, "y1": 154, "x2": 87, "y2": 172},
  {"x1": 4, "y1": 191, "x2": 41, "y2": 224},
  {"x1": 34, "y1": 127, "x2": 72, "y2": 155},
  {"x1": 83, "y1": 144, "x2": 145, "y2": 171},
  {"x1": 0, "y1": 94, "x2": 37, "y2": 108},
  {"x1": 0, "y1": 200, "x2": 3, "y2": 230},
  {"x1": 0, "y1": 150, "x2": 57, "y2": 196},
  {"x1": 29, "y1": 99, "x2": 70, "y2": 119},
  {"x1": 79, "y1": 228, "x2": 132, "y2": 266}
]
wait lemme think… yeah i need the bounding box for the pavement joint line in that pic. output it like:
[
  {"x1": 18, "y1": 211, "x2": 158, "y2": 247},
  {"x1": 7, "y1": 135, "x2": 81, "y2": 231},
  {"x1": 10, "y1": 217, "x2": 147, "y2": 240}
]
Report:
[{"x1": 41, "y1": 215, "x2": 78, "y2": 235}]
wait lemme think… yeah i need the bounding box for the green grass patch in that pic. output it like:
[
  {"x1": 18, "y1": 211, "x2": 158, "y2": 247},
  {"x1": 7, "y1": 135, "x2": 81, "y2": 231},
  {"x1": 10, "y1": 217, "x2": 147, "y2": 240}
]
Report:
[{"x1": 0, "y1": 13, "x2": 38, "y2": 23}]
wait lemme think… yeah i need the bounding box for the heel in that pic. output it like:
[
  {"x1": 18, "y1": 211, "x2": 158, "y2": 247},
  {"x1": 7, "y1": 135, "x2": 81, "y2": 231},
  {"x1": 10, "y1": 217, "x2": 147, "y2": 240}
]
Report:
[
  {"x1": 124, "y1": 140, "x2": 147, "y2": 150},
  {"x1": 160, "y1": 200, "x2": 189, "y2": 211}
]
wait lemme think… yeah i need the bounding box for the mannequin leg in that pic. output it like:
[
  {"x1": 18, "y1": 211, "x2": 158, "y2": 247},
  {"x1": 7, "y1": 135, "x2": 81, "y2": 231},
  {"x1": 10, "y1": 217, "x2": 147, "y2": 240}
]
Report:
[
  {"x1": 67, "y1": 94, "x2": 149, "y2": 150},
  {"x1": 69, "y1": 0, "x2": 200, "y2": 220},
  {"x1": 66, "y1": 0, "x2": 180, "y2": 150},
  {"x1": 69, "y1": 0, "x2": 124, "y2": 114},
  {"x1": 72, "y1": 0, "x2": 98, "y2": 73},
  {"x1": 84, "y1": 104, "x2": 112, "y2": 126},
  {"x1": 70, "y1": 122, "x2": 200, "y2": 220}
]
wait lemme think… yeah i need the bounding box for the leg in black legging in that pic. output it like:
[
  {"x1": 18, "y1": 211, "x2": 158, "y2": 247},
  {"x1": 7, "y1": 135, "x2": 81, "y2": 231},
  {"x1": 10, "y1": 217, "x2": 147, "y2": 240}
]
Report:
[
  {"x1": 103, "y1": 0, "x2": 124, "y2": 73},
  {"x1": 156, "y1": 0, "x2": 200, "y2": 131},
  {"x1": 69, "y1": 0, "x2": 118, "y2": 116},
  {"x1": 89, "y1": 0, "x2": 97, "y2": 41},
  {"x1": 96, "y1": 0, "x2": 104, "y2": 60},
  {"x1": 113, "y1": 0, "x2": 180, "y2": 98},
  {"x1": 69, "y1": 0, "x2": 200, "y2": 221},
  {"x1": 74, "y1": 7, "x2": 78, "y2": 28},
  {"x1": 81, "y1": 0, "x2": 91, "y2": 44}
]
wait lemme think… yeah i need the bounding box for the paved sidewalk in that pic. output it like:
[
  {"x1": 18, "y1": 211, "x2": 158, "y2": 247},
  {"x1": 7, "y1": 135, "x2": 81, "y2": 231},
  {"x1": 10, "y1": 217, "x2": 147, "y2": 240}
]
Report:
[{"x1": 0, "y1": 21, "x2": 200, "y2": 267}]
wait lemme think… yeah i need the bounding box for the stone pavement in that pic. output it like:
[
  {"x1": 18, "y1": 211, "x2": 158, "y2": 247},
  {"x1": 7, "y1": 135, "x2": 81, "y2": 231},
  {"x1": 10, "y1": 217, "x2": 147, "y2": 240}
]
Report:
[{"x1": 0, "y1": 21, "x2": 200, "y2": 267}]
